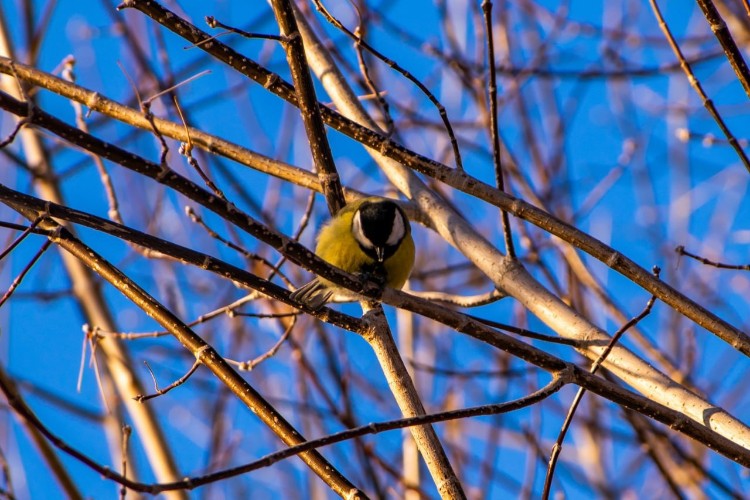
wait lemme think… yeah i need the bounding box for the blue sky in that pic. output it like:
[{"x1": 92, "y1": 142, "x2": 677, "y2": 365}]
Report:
[{"x1": 2, "y1": 0, "x2": 750, "y2": 498}]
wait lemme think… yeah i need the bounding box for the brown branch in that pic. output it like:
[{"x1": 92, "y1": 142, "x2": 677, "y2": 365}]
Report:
[
  {"x1": 205, "y1": 16, "x2": 288, "y2": 42},
  {"x1": 230, "y1": 315, "x2": 297, "y2": 371},
  {"x1": 268, "y1": 0, "x2": 345, "y2": 214},
  {"x1": 481, "y1": 0, "x2": 515, "y2": 258},
  {"x1": 360, "y1": 305, "x2": 466, "y2": 499},
  {"x1": 695, "y1": 0, "x2": 750, "y2": 99}
]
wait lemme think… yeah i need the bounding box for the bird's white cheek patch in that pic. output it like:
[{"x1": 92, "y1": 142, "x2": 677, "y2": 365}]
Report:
[
  {"x1": 386, "y1": 212, "x2": 405, "y2": 246},
  {"x1": 353, "y1": 210, "x2": 375, "y2": 249}
]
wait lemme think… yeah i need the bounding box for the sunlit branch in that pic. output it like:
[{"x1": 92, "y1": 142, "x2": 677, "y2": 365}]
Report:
[{"x1": 694, "y1": 0, "x2": 750, "y2": 99}]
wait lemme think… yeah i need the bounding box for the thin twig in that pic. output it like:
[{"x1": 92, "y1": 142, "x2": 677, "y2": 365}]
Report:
[
  {"x1": 408, "y1": 287, "x2": 506, "y2": 307},
  {"x1": 542, "y1": 273, "x2": 659, "y2": 499},
  {"x1": 0, "y1": 112, "x2": 28, "y2": 148},
  {"x1": 144, "y1": 70, "x2": 211, "y2": 106},
  {"x1": 352, "y1": 10, "x2": 395, "y2": 137},
  {"x1": 311, "y1": 0, "x2": 464, "y2": 170},
  {"x1": 0, "y1": 216, "x2": 41, "y2": 261},
  {"x1": 0, "y1": 238, "x2": 52, "y2": 308},
  {"x1": 83, "y1": 326, "x2": 111, "y2": 415},
  {"x1": 134, "y1": 359, "x2": 202, "y2": 403},
  {"x1": 116, "y1": 61, "x2": 170, "y2": 168},
  {"x1": 205, "y1": 16, "x2": 287, "y2": 42},
  {"x1": 650, "y1": 0, "x2": 750, "y2": 174},
  {"x1": 60, "y1": 57, "x2": 123, "y2": 223},
  {"x1": 676, "y1": 245, "x2": 750, "y2": 270},
  {"x1": 481, "y1": 0, "x2": 515, "y2": 258},
  {"x1": 90, "y1": 293, "x2": 274, "y2": 340},
  {"x1": 229, "y1": 315, "x2": 297, "y2": 371},
  {"x1": 272, "y1": 189, "x2": 317, "y2": 285},
  {"x1": 175, "y1": 98, "x2": 228, "y2": 201},
  {"x1": 468, "y1": 314, "x2": 580, "y2": 346},
  {"x1": 184, "y1": 206, "x2": 294, "y2": 286},
  {"x1": 120, "y1": 425, "x2": 132, "y2": 500}
]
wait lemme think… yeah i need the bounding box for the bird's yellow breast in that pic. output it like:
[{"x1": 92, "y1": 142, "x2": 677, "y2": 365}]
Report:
[{"x1": 314, "y1": 200, "x2": 415, "y2": 290}]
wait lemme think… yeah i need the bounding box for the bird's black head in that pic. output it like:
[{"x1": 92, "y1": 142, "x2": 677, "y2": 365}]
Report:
[{"x1": 352, "y1": 200, "x2": 408, "y2": 262}]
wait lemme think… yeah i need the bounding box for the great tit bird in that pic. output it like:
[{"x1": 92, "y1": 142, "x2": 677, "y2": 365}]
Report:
[{"x1": 291, "y1": 197, "x2": 415, "y2": 310}]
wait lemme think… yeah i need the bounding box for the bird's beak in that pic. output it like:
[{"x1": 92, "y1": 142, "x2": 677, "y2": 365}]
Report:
[{"x1": 376, "y1": 247, "x2": 385, "y2": 262}]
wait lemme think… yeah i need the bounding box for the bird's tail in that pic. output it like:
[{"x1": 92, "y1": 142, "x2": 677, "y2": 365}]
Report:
[{"x1": 289, "y1": 278, "x2": 334, "y2": 310}]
